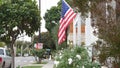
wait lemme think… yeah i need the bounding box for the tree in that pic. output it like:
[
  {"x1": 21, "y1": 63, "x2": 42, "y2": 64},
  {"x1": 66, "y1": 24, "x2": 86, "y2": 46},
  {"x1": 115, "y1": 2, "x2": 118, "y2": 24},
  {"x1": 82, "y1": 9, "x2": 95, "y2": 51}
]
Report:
[
  {"x1": 44, "y1": 0, "x2": 73, "y2": 33},
  {"x1": 0, "y1": 0, "x2": 11, "y2": 6},
  {"x1": 41, "y1": 32, "x2": 55, "y2": 49},
  {"x1": 90, "y1": 0, "x2": 120, "y2": 67},
  {"x1": 43, "y1": 0, "x2": 72, "y2": 49},
  {"x1": 72, "y1": 0, "x2": 89, "y2": 16},
  {"x1": 0, "y1": 0, "x2": 41, "y2": 68},
  {"x1": 44, "y1": 6, "x2": 60, "y2": 32},
  {"x1": 73, "y1": 0, "x2": 120, "y2": 67}
]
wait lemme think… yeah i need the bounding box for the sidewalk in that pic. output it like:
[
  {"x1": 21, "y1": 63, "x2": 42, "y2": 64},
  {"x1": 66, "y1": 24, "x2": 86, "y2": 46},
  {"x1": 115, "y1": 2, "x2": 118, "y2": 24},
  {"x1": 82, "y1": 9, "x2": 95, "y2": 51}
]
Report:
[{"x1": 42, "y1": 59, "x2": 54, "y2": 68}]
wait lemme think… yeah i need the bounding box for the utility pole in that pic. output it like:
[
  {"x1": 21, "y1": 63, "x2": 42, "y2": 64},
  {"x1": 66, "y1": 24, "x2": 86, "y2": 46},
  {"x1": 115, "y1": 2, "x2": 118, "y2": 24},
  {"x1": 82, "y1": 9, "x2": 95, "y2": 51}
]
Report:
[{"x1": 38, "y1": 0, "x2": 41, "y2": 43}]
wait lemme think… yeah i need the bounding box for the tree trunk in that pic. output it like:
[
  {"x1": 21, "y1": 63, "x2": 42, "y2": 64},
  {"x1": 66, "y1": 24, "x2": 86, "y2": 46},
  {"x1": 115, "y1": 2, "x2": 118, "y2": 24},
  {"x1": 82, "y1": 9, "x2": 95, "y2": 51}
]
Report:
[
  {"x1": 10, "y1": 41, "x2": 15, "y2": 68},
  {"x1": 38, "y1": 57, "x2": 42, "y2": 63}
]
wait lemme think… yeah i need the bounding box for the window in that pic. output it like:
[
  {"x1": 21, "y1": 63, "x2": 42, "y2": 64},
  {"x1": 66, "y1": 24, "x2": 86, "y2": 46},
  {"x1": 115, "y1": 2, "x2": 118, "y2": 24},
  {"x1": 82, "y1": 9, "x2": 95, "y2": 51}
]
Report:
[
  {"x1": 6, "y1": 50, "x2": 11, "y2": 56},
  {"x1": 0, "y1": 49, "x2": 4, "y2": 55}
]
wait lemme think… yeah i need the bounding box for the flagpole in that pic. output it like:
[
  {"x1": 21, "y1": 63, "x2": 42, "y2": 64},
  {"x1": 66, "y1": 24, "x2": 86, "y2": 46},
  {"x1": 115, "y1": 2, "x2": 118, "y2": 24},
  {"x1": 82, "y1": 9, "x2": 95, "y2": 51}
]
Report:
[
  {"x1": 66, "y1": 27, "x2": 68, "y2": 48},
  {"x1": 38, "y1": 0, "x2": 41, "y2": 43}
]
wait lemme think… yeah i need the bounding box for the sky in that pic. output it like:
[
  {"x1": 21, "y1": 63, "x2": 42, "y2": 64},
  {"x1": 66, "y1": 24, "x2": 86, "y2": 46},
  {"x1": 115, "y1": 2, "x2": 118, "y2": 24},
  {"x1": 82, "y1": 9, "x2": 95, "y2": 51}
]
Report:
[
  {"x1": 40, "y1": 0, "x2": 60, "y2": 32},
  {"x1": 17, "y1": 0, "x2": 60, "y2": 42}
]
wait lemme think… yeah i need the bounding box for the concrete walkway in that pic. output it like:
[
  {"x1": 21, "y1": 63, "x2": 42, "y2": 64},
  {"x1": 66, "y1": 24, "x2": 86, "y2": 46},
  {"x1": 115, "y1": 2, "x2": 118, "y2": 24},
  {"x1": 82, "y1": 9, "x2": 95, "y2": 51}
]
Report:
[{"x1": 42, "y1": 59, "x2": 54, "y2": 68}]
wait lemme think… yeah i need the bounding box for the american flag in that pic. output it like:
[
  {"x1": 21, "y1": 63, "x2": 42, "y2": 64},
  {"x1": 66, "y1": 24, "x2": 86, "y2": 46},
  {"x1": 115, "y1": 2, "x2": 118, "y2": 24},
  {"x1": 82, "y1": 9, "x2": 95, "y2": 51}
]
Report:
[{"x1": 58, "y1": 0, "x2": 76, "y2": 44}]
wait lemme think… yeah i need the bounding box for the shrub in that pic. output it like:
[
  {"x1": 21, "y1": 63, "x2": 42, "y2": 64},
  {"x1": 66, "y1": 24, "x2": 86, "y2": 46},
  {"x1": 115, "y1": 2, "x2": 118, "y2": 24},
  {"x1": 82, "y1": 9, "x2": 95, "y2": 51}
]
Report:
[
  {"x1": 54, "y1": 46, "x2": 101, "y2": 68},
  {"x1": 32, "y1": 49, "x2": 45, "y2": 63}
]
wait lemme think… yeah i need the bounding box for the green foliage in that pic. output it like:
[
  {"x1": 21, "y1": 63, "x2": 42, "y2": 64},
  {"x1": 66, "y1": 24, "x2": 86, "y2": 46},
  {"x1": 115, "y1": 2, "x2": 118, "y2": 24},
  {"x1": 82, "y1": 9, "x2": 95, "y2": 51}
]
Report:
[
  {"x1": 43, "y1": 0, "x2": 72, "y2": 49},
  {"x1": 41, "y1": 32, "x2": 55, "y2": 49},
  {"x1": 0, "y1": 0, "x2": 41, "y2": 43},
  {"x1": 72, "y1": 0, "x2": 89, "y2": 16},
  {"x1": 72, "y1": 0, "x2": 120, "y2": 67},
  {"x1": 32, "y1": 49, "x2": 45, "y2": 58},
  {"x1": 44, "y1": 8, "x2": 60, "y2": 49},
  {"x1": 90, "y1": 0, "x2": 120, "y2": 66},
  {"x1": 0, "y1": 0, "x2": 41, "y2": 67},
  {"x1": 0, "y1": 42, "x2": 6, "y2": 47},
  {"x1": 54, "y1": 46, "x2": 100, "y2": 68},
  {"x1": 51, "y1": 26, "x2": 59, "y2": 49},
  {"x1": 43, "y1": 1, "x2": 60, "y2": 48},
  {"x1": 43, "y1": 0, "x2": 73, "y2": 32},
  {"x1": 93, "y1": 40, "x2": 120, "y2": 67},
  {"x1": 0, "y1": 0, "x2": 11, "y2": 6},
  {"x1": 44, "y1": 6, "x2": 60, "y2": 32},
  {"x1": 72, "y1": 0, "x2": 107, "y2": 16},
  {"x1": 51, "y1": 25, "x2": 68, "y2": 50},
  {"x1": 32, "y1": 49, "x2": 45, "y2": 63}
]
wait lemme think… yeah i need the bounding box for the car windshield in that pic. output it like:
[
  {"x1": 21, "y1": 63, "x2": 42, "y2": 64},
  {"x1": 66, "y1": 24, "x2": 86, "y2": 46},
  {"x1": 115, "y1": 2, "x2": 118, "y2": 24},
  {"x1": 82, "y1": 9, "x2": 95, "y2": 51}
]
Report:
[{"x1": 0, "y1": 49, "x2": 4, "y2": 55}]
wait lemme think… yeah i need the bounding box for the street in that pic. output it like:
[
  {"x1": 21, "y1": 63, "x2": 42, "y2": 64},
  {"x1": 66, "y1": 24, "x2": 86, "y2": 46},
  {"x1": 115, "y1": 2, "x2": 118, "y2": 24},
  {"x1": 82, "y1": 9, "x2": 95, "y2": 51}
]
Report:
[{"x1": 15, "y1": 56, "x2": 36, "y2": 67}]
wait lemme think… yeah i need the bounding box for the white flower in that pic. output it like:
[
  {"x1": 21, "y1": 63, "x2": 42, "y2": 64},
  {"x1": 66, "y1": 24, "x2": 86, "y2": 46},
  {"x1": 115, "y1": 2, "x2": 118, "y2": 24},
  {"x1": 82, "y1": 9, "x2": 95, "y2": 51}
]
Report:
[
  {"x1": 59, "y1": 52, "x2": 62, "y2": 56},
  {"x1": 54, "y1": 60, "x2": 59, "y2": 67},
  {"x1": 82, "y1": 66, "x2": 85, "y2": 68},
  {"x1": 71, "y1": 49, "x2": 74, "y2": 52},
  {"x1": 93, "y1": 67, "x2": 95, "y2": 68},
  {"x1": 76, "y1": 54, "x2": 81, "y2": 60},
  {"x1": 13, "y1": 26, "x2": 18, "y2": 31},
  {"x1": 59, "y1": 56, "x2": 62, "y2": 59},
  {"x1": 68, "y1": 58, "x2": 72, "y2": 65}
]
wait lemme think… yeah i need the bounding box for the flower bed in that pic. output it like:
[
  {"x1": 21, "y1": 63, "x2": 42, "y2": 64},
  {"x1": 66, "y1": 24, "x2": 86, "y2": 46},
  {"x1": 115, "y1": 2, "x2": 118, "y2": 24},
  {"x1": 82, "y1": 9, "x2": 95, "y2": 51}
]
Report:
[{"x1": 54, "y1": 46, "x2": 101, "y2": 68}]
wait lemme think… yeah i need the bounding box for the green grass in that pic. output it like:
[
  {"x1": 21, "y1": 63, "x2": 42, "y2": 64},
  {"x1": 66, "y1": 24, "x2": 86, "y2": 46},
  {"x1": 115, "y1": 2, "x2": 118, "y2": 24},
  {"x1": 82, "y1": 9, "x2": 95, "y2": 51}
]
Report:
[
  {"x1": 40, "y1": 61, "x2": 48, "y2": 64},
  {"x1": 22, "y1": 66, "x2": 42, "y2": 68},
  {"x1": 34, "y1": 61, "x2": 48, "y2": 64},
  {"x1": 16, "y1": 61, "x2": 47, "y2": 68}
]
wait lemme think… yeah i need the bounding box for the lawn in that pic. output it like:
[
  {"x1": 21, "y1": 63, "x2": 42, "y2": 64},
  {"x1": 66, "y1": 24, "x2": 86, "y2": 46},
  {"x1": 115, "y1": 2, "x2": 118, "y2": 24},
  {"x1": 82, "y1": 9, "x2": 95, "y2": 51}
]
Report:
[
  {"x1": 22, "y1": 66, "x2": 42, "y2": 68},
  {"x1": 35, "y1": 61, "x2": 48, "y2": 64}
]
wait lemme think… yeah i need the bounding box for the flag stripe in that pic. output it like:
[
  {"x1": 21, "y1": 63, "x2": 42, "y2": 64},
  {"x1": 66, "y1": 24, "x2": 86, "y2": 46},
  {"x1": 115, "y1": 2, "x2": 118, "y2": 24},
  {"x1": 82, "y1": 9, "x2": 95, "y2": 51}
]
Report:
[
  {"x1": 58, "y1": 0, "x2": 76, "y2": 44},
  {"x1": 58, "y1": 9, "x2": 74, "y2": 37},
  {"x1": 59, "y1": 9, "x2": 72, "y2": 31},
  {"x1": 58, "y1": 10, "x2": 76, "y2": 38},
  {"x1": 58, "y1": 31, "x2": 66, "y2": 44}
]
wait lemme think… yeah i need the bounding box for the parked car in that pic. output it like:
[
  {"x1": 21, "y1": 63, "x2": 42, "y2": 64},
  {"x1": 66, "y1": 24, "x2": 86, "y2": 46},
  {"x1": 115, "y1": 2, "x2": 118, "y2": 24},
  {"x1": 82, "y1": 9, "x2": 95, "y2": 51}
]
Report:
[{"x1": 0, "y1": 47, "x2": 12, "y2": 68}]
